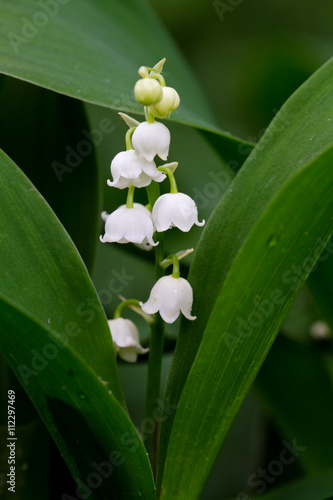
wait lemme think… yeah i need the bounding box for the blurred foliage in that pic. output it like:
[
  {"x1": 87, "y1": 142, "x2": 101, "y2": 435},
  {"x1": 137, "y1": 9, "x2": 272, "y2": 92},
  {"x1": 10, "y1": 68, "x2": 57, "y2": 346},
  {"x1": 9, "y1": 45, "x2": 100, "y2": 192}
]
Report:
[{"x1": 148, "y1": 0, "x2": 332, "y2": 136}]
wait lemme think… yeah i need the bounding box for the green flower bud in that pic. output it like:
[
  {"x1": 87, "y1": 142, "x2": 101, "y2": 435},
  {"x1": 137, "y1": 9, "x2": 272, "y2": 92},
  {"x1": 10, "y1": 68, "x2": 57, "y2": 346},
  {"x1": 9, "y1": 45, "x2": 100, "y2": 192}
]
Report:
[
  {"x1": 149, "y1": 87, "x2": 180, "y2": 118},
  {"x1": 134, "y1": 78, "x2": 163, "y2": 106}
]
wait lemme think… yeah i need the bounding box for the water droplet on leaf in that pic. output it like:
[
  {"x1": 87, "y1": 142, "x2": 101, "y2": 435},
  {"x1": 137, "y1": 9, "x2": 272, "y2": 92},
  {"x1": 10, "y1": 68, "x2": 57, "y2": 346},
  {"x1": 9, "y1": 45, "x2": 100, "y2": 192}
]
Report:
[{"x1": 267, "y1": 235, "x2": 279, "y2": 248}]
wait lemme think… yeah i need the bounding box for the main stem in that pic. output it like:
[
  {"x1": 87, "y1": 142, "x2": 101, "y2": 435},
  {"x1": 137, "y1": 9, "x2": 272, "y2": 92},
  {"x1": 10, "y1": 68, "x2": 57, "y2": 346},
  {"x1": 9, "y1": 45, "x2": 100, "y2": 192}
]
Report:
[{"x1": 144, "y1": 234, "x2": 165, "y2": 479}]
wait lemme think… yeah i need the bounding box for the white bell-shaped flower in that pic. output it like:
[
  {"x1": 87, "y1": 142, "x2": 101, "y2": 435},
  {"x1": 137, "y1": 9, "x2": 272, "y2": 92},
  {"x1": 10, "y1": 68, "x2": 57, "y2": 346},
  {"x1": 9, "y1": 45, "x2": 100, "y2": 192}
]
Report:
[
  {"x1": 100, "y1": 203, "x2": 157, "y2": 246},
  {"x1": 140, "y1": 275, "x2": 196, "y2": 324},
  {"x1": 132, "y1": 121, "x2": 170, "y2": 162},
  {"x1": 108, "y1": 318, "x2": 148, "y2": 362},
  {"x1": 101, "y1": 208, "x2": 156, "y2": 251},
  {"x1": 152, "y1": 192, "x2": 205, "y2": 232},
  {"x1": 107, "y1": 149, "x2": 165, "y2": 189}
]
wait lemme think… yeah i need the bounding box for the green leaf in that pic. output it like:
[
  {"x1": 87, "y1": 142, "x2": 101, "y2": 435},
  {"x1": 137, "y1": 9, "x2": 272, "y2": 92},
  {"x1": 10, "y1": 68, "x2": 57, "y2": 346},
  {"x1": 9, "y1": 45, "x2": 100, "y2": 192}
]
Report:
[
  {"x1": 255, "y1": 334, "x2": 333, "y2": 474},
  {"x1": 0, "y1": 0, "x2": 251, "y2": 164},
  {"x1": 161, "y1": 150, "x2": 333, "y2": 499},
  {"x1": 0, "y1": 297, "x2": 155, "y2": 499},
  {"x1": 0, "y1": 355, "x2": 50, "y2": 500},
  {"x1": 0, "y1": 76, "x2": 101, "y2": 271},
  {"x1": 0, "y1": 147, "x2": 124, "y2": 405},
  {"x1": 254, "y1": 471, "x2": 333, "y2": 500},
  {"x1": 307, "y1": 238, "x2": 333, "y2": 328},
  {"x1": 158, "y1": 57, "x2": 333, "y2": 498}
]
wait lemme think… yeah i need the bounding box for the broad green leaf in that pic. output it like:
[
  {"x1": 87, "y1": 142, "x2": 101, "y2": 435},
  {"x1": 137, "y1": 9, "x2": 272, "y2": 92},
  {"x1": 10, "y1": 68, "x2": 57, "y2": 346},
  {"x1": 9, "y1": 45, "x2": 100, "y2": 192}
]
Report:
[
  {"x1": 158, "y1": 57, "x2": 333, "y2": 497},
  {"x1": 1, "y1": 356, "x2": 50, "y2": 500},
  {"x1": 253, "y1": 471, "x2": 333, "y2": 500},
  {"x1": 158, "y1": 57, "x2": 333, "y2": 489},
  {"x1": 161, "y1": 146, "x2": 333, "y2": 500},
  {"x1": 307, "y1": 238, "x2": 333, "y2": 328},
  {"x1": 255, "y1": 334, "x2": 333, "y2": 474},
  {"x1": 0, "y1": 145, "x2": 153, "y2": 497},
  {"x1": 0, "y1": 77, "x2": 103, "y2": 495},
  {"x1": 0, "y1": 147, "x2": 124, "y2": 405},
  {"x1": 0, "y1": 76, "x2": 101, "y2": 271},
  {"x1": 158, "y1": 57, "x2": 333, "y2": 486},
  {"x1": 0, "y1": 0, "x2": 252, "y2": 164},
  {"x1": 0, "y1": 297, "x2": 155, "y2": 499}
]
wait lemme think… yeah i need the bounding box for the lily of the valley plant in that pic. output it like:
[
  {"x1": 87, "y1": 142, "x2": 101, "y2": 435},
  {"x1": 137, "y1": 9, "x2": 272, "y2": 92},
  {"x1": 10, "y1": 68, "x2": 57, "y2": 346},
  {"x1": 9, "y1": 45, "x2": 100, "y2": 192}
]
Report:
[{"x1": 100, "y1": 58, "x2": 204, "y2": 469}]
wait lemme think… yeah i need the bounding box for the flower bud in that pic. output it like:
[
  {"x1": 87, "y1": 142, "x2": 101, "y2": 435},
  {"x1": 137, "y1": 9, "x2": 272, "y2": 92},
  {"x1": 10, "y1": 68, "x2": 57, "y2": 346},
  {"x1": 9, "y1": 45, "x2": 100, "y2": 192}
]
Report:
[
  {"x1": 150, "y1": 86, "x2": 180, "y2": 118},
  {"x1": 134, "y1": 78, "x2": 163, "y2": 106}
]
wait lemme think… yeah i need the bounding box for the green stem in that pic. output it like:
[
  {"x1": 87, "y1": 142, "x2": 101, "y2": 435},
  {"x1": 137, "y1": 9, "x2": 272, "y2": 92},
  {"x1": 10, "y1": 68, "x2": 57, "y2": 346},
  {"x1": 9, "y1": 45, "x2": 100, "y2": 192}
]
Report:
[
  {"x1": 125, "y1": 127, "x2": 136, "y2": 150},
  {"x1": 158, "y1": 167, "x2": 178, "y2": 194},
  {"x1": 144, "y1": 231, "x2": 165, "y2": 478},
  {"x1": 126, "y1": 185, "x2": 135, "y2": 208},
  {"x1": 171, "y1": 254, "x2": 180, "y2": 278},
  {"x1": 144, "y1": 106, "x2": 155, "y2": 123},
  {"x1": 113, "y1": 299, "x2": 141, "y2": 319},
  {"x1": 149, "y1": 73, "x2": 166, "y2": 87}
]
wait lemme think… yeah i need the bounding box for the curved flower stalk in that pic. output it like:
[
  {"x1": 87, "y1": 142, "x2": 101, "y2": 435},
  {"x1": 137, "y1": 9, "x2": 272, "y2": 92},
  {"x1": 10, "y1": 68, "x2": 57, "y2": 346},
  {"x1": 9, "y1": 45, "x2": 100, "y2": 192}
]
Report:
[
  {"x1": 100, "y1": 203, "x2": 157, "y2": 246},
  {"x1": 108, "y1": 318, "x2": 148, "y2": 363},
  {"x1": 141, "y1": 275, "x2": 196, "y2": 324}
]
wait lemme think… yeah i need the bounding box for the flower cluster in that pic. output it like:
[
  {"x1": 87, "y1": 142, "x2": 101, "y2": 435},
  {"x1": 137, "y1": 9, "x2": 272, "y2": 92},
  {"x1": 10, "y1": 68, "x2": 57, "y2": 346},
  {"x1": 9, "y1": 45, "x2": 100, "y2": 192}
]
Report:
[{"x1": 100, "y1": 59, "x2": 205, "y2": 361}]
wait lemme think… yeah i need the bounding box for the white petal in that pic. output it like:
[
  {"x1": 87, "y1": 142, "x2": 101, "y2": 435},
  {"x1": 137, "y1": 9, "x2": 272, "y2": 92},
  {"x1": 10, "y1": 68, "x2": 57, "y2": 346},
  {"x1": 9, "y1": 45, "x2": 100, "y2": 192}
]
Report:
[
  {"x1": 100, "y1": 205, "x2": 157, "y2": 245},
  {"x1": 131, "y1": 171, "x2": 153, "y2": 188},
  {"x1": 111, "y1": 150, "x2": 142, "y2": 181},
  {"x1": 109, "y1": 150, "x2": 160, "y2": 188},
  {"x1": 132, "y1": 203, "x2": 153, "y2": 216},
  {"x1": 150, "y1": 170, "x2": 166, "y2": 183},
  {"x1": 140, "y1": 276, "x2": 196, "y2": 324},
  {"x1": 100, "y1": 208, "x2": 127, "y2": 242},
  {"x1": 108, "y1": 318, "x2": 139, "y2": 347},
  {"x1": 177, "y1": 278, "x2": 197, "y2": 321},
  {"x1": 159, "y1": 303, "x2": 181, "y2": 324},
  {"x1": 101, "y1": 211, "x2": 109, "y2": 222},
  {"x1": 132, "y1": 121, "x2": 170, "y2": 161},
  {"x1": 152, "y1": 193, "x2": 205, "y2": 232},
  {"x1": 118, "y1": 347, "x2": 139, "y2": 363},
  {"x1": 158, "y1": 277, "x2": 189, "y2": 323},
  {"x1": 122, "y1": 211, "x2": 154, "y2": 244},
  {"x1": 107, "y1": 177, "x2": 131, "y2": 189},
  {"x1": 140, "y1": 299, "x2": 160, "y2": 315},
  {"x1": 152, "y1": 195, "x2": 173, "y2": 231},
  {"x1": 107, "y1": 318, "x2": 148, "y2": 363},
  {"x1": 140, "y1": 159, "x2": 165, "y2": 180},
  {"x1": 108, "y1": 172, "x2": 152, "y2": 189}
]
